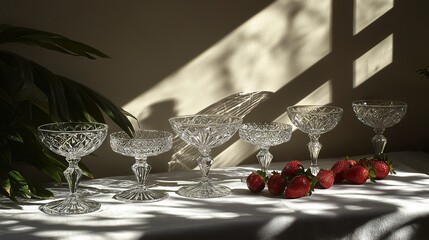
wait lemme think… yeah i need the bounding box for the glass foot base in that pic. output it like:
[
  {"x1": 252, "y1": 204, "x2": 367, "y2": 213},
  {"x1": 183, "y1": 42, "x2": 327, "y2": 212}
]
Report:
[
  {"x1": 39, "y1": 194, "x2": 100, "y2": 215},
  {"x1": 113, "y1": 187, "x2": 168, "y2": 203},
  {"x1": 177, "y1": 181, "x2": 231, "y2": 198}
]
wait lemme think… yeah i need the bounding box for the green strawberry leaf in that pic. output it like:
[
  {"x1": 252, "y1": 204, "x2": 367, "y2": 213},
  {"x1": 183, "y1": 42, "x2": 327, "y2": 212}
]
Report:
[{"x1": 303, "y1": 169, "x2": 317, "y2": 196}]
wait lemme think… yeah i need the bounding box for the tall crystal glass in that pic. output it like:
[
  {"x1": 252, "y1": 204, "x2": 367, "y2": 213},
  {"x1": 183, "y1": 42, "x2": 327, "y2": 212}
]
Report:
[
  {"x1": 239, "y1": 122, "x2": 292, "y2": 175},
  {"x1": 287, "y1": 105, "x2": 343, "y2": 175},
  {"x1": 169, "y1": 114, "x2": 242, "y2": 198},
  {"x1": 110, "y1": 130, "x2": 173, "y2": 202},
  {"x1": 352, "y1": 100, "x2": 407, "y2": 156},
  {"x1": 38, "y1": 122, "x2": 108, "y2": 215}
]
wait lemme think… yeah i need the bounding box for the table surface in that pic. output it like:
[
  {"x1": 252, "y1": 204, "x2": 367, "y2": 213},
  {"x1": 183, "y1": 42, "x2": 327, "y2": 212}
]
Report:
[{"x1": 1, "y1": 151, "x2": 429, "y2": 240}]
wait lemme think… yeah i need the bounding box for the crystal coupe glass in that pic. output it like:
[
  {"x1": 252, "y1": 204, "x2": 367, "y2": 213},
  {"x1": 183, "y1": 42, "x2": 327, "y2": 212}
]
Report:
[
  {"x1": 352, "y1": 100, "x2": 407, "y2": 156},
  {"x1": 169, "y1": 114, "x2": 242, "y2": 198},
  {"x1": 287, "y1": 106, "x2": 343, "y2": 175},
  {"x1": 38, "y1": 122, "x2": 108, "y2": 215},
  {"x1": 239, "y1": 122, "x2": 292, "y2": 175},
  {"x1": 110, "y1": 130, "x2": 173, "y2": 202}
]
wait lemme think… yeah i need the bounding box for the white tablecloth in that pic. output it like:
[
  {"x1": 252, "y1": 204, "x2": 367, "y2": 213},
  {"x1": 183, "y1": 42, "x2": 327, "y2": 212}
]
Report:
[{"x1": 1, "y1": 151, "x2": 429, "y2": 240}]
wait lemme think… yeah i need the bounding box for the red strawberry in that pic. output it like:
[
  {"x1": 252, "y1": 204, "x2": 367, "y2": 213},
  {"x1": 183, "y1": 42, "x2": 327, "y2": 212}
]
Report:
[
  {"x1": 316, "y1": 169, "x2": 335, "y2": 189},
  {"x1": 246, "y1": 170, "x2": 266, "y2": 193},
  {"x1": 343, "y1": 165, "x2": 375, "y2": 184},
  {"x1": 373, "y1": 161, "x2": 390, "y2": 180},
  {"x1": 331, "y1": 158, "x2": 355, "y2": 183},
  {"x1": 358, "y1": 158, "x2": 375, "y2": 166},
  {"x1": 267, "y1": 171, "x2": 287, "y2": 195},
  {"x1": 284, "y1": 169, "x2": 317, "y2": 199},
  {"x1": 285, "y1": 175, "x2": 310, "y2": 198},
  {"x1": 281, "y1": 160, "x2": 303, "y2": 180},
  {"x1": 359, "y1": 155, "x2": 395, "y2": 180}
]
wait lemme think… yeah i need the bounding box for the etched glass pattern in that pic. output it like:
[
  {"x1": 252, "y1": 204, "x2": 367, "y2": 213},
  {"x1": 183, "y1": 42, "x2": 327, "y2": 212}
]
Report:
[
  {"x1": 169, "y1": 114, "x2": 242, "y2": 149},
  {"x1": 352, "y1": 100, "x2": 407, "y2": 129},
  {"x1": 111, "y1": 130, "x2": 173, "y2": 158},
  {"x1": 287, "y1": 106, "x2": 343, "y2": 135},
  {"x1": 169, "y1": 114, "x2": 242, "y2": 198},
  {"x1": 39, "y1": 122, "x2": 107, "y2": 160},
  {"x1": 239, "y1": 122, "x2": 292, "y2": 147},
  {"x1": 239, "y1": 122, "x2": 292, "y2": 176},
  {"x1": 110, "y1": 130, "x2": 173, "y2": 202},
  {"x1": 38, "y1": 122, "x2": 108, "y2": 215},
  {"x1": 287, "y1": 105, "x2": 343, "y2": 175},
  {"x1": 352, "y1": 100, "x2": 407, "y2": 156}
]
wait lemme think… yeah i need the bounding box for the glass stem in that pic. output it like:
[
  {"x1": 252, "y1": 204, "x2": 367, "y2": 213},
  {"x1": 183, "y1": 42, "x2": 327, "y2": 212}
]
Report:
[
  {"x1": 256, "y1": 147, "x2": 273, "y2": 174},
  {"x1": 64, "y1": 158, "x2": 83, "y2": 195},
  {"x1": 308, "y1": 134, "x2": 322, "y2": 175},
  {"x1": 133, "y1": 157, "x2": 151, "y2": 190},
  {"x1": 198, "y1": 148, "x2": 212, "y2": 183},
  {"x1": 372, "y1": 128, "x2": 387, "y2": 156}
]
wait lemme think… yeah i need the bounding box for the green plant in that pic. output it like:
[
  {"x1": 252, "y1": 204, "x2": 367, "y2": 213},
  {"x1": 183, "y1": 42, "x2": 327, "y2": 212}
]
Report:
[{"x1": 0, "y1": 24, "x2": 135, "y2": 201}]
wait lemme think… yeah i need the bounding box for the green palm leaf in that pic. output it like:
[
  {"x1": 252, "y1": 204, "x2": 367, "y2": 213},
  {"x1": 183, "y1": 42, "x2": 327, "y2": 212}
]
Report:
[
  {"x1": 0, "y1": 24, "x2": 135, "y2": 201},
  {"x1": 0, "y1": 24, "x2": 109, "y2": 59}
]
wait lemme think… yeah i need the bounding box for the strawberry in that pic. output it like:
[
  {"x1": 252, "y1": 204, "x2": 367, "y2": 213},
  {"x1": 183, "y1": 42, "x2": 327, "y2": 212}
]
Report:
[
  {"x1": 331, "y1": 157, "x2": 355, "y2": 183},
  {"x1": 285, "y1": 175, "x2": 310, "y2": 198},
  {"x1": 281, "y1": 160, "x2": 303, "y2": 180},
  {"x1": 246, "y1": 170, "x2": 266, "y2": 193},
  {"x1": 358, "y1": 158, "x2": 375, "y2": 166},
  {"x1": 267, "y1": 171, "x2": 287, "y2": 195},
  {"x1": 284, "y1": 169, "x2": 317, "y2": 199},
  {"x1": 316, "y1": 169, "x2": 335, "y2": 189},
  {"x1": 373, "y1": 161, "x2": 390, "y2": 180},
  {"x1": 359, "y1": 155, "x2": 395, "y2": 180},
  {"x1": 343, "y1": 165, "x2": 375, "y2": 184}
]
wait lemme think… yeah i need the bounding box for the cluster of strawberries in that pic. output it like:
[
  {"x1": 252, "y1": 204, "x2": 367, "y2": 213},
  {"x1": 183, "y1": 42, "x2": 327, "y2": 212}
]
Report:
[{"x1": 246, "y1": 154, "x2": 395, "y2": 199}]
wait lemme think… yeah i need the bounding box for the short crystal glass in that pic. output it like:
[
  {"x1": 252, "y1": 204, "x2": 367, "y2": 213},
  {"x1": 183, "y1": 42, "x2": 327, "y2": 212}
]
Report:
[
  {"x1": 352, "y1": 100, "x2": 407, "y2": 156},
  {"x1": 287, "y1": 105, "x2": 343, "y2": 175},
  {"x1": 169, "y1": 114, "x2": 242, "y2": 198},
  {"x1": 38, "y1": 122, "x2": 108, "y2": 215},
  {"x1": 239, "y1": 122, "x2": 292, "y2": 175},
  {"x1": 110, "y1": 130, "x2": 173, "y2": 202}
]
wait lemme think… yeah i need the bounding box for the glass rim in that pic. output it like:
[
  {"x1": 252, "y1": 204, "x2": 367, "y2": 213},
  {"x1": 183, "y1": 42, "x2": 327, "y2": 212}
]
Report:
[
  {"x1": 352, "y1": 100, "x2": 407, "y2": 108},
  {"x1": 38, "y1": 122, "x2": 108, "y2": 133},
  {"x1": 240, "y1": 122, "x2": 292, "y2": 131},
  {"x1": 169, "y1": 114, "x2": 243, "y2": 126},
  {"x1": 287, "y1": 105, "x2": 343, "y2": 114},
  {"x1": 110, "y1": 130, "x2": 172, "y2": 141}
]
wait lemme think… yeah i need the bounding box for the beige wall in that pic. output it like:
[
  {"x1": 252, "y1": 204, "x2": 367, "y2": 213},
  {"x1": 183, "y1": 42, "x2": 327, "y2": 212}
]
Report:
[{"x1": 1, "y1": 0, "x2": 428, "y2": 179}]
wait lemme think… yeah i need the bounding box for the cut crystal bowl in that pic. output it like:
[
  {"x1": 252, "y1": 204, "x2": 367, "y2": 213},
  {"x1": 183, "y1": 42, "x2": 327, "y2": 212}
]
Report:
[
  {"x1": 352, "y1": 100, "x2": 407, "y2": 156},
  {"x1": 38, "y1": 122, "x2": 108, "y2": 215},
  {"x1": 287, "y1": 106, "x2": 343, "y2": 135},
  {"x1": 239, "y1": 122, "x2": 292, "y2": 174},
  {"x1": 287, "y1": 105, "x2": 343, "y2": 175},
  {"x1": 110, "y1": 130, "x2": 173, "y2": 202},
  {"x1": 169, "y1": 114, "x2": 242, "y2": 198}
]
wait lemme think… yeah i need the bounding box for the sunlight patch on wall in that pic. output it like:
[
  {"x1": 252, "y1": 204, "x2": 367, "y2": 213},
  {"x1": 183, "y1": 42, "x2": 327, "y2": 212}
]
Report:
[
  {"x1": 123, "y1": 0, "x2": 332, "y2": 129},
  {"x1": 213, "y1": 80, "x2": 332, "y2": 168},
  {"x1": 354, "y1": 0, "x2": 393, "y2": 35},
  {"x1": 353, "y1": 34, "x2": 393, "y2": 88}
]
